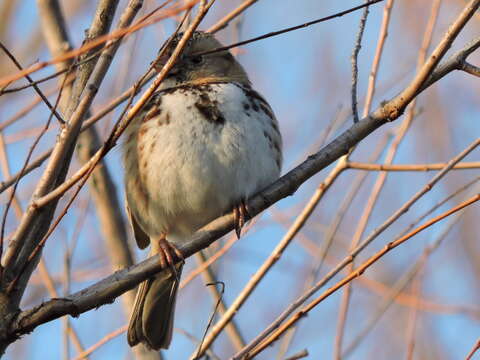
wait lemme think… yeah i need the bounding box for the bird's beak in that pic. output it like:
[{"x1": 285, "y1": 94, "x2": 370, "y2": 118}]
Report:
[
  {"x1": 152, "y1": 53, "x2": 181, "y2": 77},
  {"x1": 152, "y1": 53, "x2": 168, "y2": 71}
]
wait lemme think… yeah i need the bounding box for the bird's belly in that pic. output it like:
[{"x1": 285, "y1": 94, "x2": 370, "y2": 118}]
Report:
[
  {"x1": 136, "y1": 116, "x2": 277, "y2": 242},
  {"x1": 145, "y1": 128, "x2": 239, "y2": 239}
]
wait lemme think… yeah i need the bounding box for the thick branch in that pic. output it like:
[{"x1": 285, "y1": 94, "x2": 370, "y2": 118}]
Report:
[
  {"x1": 2, "y1": 0, "x2": 143, "y2": 308},
  {"x1": 37, "y1": 0, "x2": 137, "y2": 320}
]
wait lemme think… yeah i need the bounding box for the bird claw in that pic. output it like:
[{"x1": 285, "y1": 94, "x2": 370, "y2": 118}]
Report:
[
  {"x1": 157, "y1": 236, "x2": 184, "y2": 281},
  {"x1": 233, "y1": 200, "x2": 249, "y2": 239}
]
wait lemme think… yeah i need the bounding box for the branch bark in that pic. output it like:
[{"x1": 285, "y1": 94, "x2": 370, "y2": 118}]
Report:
[{"x1": 35, "y1": 1, "x2": 149, "y2": 358}]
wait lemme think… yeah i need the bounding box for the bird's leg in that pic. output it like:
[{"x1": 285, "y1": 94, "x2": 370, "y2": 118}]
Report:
[
  {"x1": 233, "y1": 199, "x2": 250, "y2": 239},
  {"x1": 154, "y1": 233, "x2": 184, "y2": 280}
]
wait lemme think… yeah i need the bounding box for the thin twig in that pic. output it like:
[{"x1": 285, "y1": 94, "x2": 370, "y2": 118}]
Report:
[
  {"x1": 363, "y1": 0, "x2": 395, "y2": 116},
  {"x1": 72, "y1": 325, "x2": 128, "y2": 360},
  {"x1": 232, "y1": 136, "x2": 480, "y2": 359},
  {"x1": 465, "y1": 338, "x2": 480, "y2": 360},
  {"x1": 0, "y1": 42, "x2": 65, "y2": 124},
  {"x1": 207, "y1": 0, "x2": 258, "y2": 33},
  {"x1": 194, "y1": 281, "x2": 225, "y2": 360},
  {"x1": 195, "y1": 252, "x2": 245, "y2": 351},
  {"x1": 405, "y1": 271, "x2": 422, "y2": 360},
  {"x1": 0, "y1": 53, "x2": 96, "y2": 95},
  {"x1": 0, "y1": 75, "x2": 74, "y2": 131},
  {"x1": 197, "y1": 0, "x2": 386, "y2": 58},
  {"x1": 334, "y1": 0, "x2": 442, "y2": 353},
  {"x1": 0, "y1": 70, "x2": 155, "y2": 194},
  {"x1": 0, "y1": 1, "x2": 201, "y2": 88},
  {"x1": 397, "y1": 176, "x2": 480, "y2": 239},
  {"x1": 342, "y1": 212, "x2": 465, "y2": 357},
  {"x1": 348, "y1": 161, "x2": 480, "y2": 171},
  {"x1": 461, "y1": 61, "x2": 480, "y2": 76},
  {"x1": 283, "y1": 349, "x2": 309, "y2": 360},
  {"x1": 240, "y1": 193, "x2": 480, "y2": 359},
  {"x1": 351, "y1": 1, "x2": 370, "y2": 123}
]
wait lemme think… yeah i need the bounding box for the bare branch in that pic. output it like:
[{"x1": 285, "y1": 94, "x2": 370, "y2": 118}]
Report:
[
  {"x1": 207, "y1": 0, "x2": 258, "y2": 33},
  {"x1": 0, "y1": 73, "x2": 153, "y2": 194},
  {"x1": 0, "y1": 42, "x2": 65, "y2": 124},
  {"x1": 342, "y1": 212, "x2": 465, "y2": 357},
  {"x1": 72, "y1": 325, "x2": 128, "y2": 360},
  {"x1": 363, "y1": 0, "x2": 395, "y2": 116},
  {"x1": 465, "y1": 338, "x2": 480, "y2": 360},
  {"x1": 0, "y1": 1, "x2": 201, "y2": 88},
  {"x1": 198, "y1": 0, "x2": 386, "y2": 57},
  {"x1": 460, "y1": 61, "x2": 480, "y2": 77},
  {"x1": 348, "y1": 161, "x2": 480, "y2": 171},
  {"x1": 239, "y1": 192, "x2": 480, "y2": 359},
  {"x1": 351, "y1": 1, "x2": 370, "y2": 123},
  {"x1": 1, "y1": 0, "x2": 146, "y2": 310}
]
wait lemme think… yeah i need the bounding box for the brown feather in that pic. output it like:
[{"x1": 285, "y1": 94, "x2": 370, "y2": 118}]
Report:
[
  {"x1": 125, "y1": 200, "x2": 150, "y2": 249},
  {"x1": 127, "y1": 263, "x2": 183, "y2": 349}
]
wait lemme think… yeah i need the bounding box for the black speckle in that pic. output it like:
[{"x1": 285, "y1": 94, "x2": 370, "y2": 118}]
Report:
[
  {"x1": 143, "y1": 107, "x2": 162, "y2": 122},
  {"x1": 201, "y1": 84, "x2": 212, "y2": 92},
  {"x1": 240, "y1": 85, "x2": 270, "y2": 108},
  {"x1": 259, "y1": 103, "x2": 274, "y2": 120},
  {"x1": 263, "y1": 130, "x2": 273, "y2": 143},
  {"x1": 222, "y1": 53, "x2": 235, "y2": 62},
  {"x1": 275, "y1": 157, "x2": 282, "y2": 169},
  {"x1": 194, "y1": 93, "x2": 225, "y2": 125},
  {"x1": 144, "y1": 93, "x2": 162, "y2": 111}
]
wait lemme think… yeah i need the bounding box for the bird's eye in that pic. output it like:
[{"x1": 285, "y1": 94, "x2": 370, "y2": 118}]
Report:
[{"x1": 191, "y1": 56, "x2": 203, "y2": 64}]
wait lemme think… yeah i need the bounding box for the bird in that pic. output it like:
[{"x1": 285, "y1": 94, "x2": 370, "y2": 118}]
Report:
[{"x1": 123, "y1": 31, "x2": 282, "y2": 350}]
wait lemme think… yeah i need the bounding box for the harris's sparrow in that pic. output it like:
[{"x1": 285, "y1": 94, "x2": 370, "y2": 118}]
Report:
[{"x1": 124, "y1": 31, "x2": 282, "y2": 350}]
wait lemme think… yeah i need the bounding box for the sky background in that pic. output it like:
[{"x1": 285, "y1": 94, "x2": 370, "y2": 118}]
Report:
[{"x1": 0, "y1": 0, "x2": 479, "y2": 359}]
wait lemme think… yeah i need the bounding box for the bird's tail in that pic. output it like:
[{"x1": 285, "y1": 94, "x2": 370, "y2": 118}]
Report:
[{"x1": 127, "y1": 263, "x2": 183, "y2": 350}]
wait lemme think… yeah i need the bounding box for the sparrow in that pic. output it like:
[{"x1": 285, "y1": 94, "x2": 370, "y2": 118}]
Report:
[{"x1": 123, "y1": 31, "x2": 282, "y2": 350}]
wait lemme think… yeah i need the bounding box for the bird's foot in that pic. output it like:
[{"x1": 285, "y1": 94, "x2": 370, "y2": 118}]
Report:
[
  {"x1": 233, "y1": 200, "x2": 250, "y2": 239},
  {"x1": 156, "y1": 235, "x2": 184, "y2": 280}
]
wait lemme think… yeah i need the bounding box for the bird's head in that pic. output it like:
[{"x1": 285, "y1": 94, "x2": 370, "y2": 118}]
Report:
[{"x1": 155, "y1": 31, "x2": 251, "y2": 87}]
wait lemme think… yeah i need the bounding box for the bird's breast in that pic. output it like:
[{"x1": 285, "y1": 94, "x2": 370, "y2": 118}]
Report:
[{"x1": 123, "y1": 82, "x2": 281, "y2": 241}]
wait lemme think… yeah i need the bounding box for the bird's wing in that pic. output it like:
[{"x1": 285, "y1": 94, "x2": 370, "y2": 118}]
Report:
[{"x1": 125, "y1": 199, "x2": 150, "y2": 249}]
